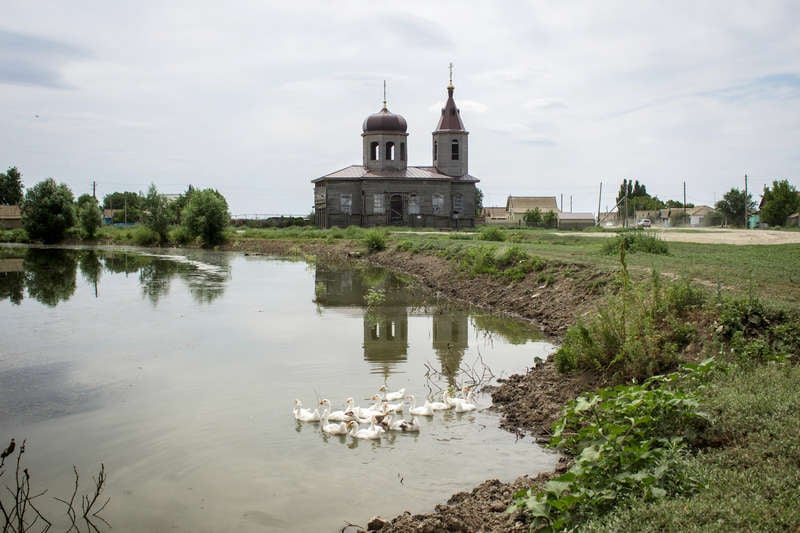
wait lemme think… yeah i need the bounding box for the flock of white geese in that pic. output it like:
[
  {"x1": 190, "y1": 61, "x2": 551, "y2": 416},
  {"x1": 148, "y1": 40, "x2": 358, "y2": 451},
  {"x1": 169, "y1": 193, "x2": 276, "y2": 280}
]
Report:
[{"x1": 292, "y1": 384, "x2": 478, "y2": 440}]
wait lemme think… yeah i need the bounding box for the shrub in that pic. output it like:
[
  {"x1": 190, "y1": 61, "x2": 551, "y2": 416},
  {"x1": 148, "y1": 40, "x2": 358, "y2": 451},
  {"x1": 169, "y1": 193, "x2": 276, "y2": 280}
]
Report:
[
  {"x1": 78, "y1": 199, "x2": 102, "y2": 239},
  {"x1": 603, "y1": 231, "x2": 669, "y2": 255},
  {"x1": 20, "y1": 178, "x2": 76, "y2": 243},
  {"x1": 182, "y1": 189, "x2": 229, "y2": 246},
  {"x1": 554, "y1": 273, "x2": 702, "y2": 382},
  {"x1": 132, "y1": 226, "x2": 159, "y2": 246},
  {"x1": 363, "y1": 229, "x2": 387, "y2": 252},
  {"x1": 169, "y1": 225, "x2": 194, "y2": 245},
  {"x1": 0, "y1": 228, "x2": 29, "y2": 243},
  {"x1": 479, "y1": 226, "x2": 505, "y2": 241},
  {"x1": 510, "y1": 363, "x2": 711, "y2": 531}
]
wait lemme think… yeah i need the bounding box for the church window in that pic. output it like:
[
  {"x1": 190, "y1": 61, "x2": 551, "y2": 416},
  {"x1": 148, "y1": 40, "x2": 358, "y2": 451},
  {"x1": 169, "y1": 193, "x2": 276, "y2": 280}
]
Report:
[
  {"x1": 432, "y1": 193, "x2": 444, "y2": 214},
  {"x1": 408, "y1": 193, "x2": 420, "y2": 214},
  {"x1": 434, "y1": 140, "x2": 438, "y2": 161},
  {"x1": 400, "y1": 142, "x2": 406, "y2": 161},
  {"x1": 451, "y1": 139, "x2": 459, "y2": 160},
  {"x1": 453, "y1": 193, "x2": 463, "y2": 214},
  {"x1": 340, "y1": 193, "x2": 352, "y2": 214},
  {"x1": 370, "y1": 142, "x2": 379, "y2": 161},
  {"x1": 386, "y1": 141, "x2": 395, "y2": 161},
  {"x1": 373, "y1": 194, "x2": 385, "y2": 215}
]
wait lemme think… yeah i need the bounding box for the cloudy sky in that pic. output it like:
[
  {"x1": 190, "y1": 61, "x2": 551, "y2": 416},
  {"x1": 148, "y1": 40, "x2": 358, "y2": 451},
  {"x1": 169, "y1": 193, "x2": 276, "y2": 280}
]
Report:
[{"x1": 2, "y1": 1, "x2": 798, "y2": 216}]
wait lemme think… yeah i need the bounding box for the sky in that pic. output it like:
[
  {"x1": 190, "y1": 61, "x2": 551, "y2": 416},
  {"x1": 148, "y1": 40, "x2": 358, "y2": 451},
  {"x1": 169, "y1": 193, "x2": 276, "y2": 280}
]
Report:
[{"x1": 2, "y1": 1, "x2": 799, "y2": 216}]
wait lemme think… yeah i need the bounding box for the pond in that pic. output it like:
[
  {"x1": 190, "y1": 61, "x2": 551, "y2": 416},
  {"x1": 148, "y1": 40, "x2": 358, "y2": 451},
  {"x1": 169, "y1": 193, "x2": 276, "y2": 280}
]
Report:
[{"x1": 0, "y1": 245, "x2": 558, "y2": 532}]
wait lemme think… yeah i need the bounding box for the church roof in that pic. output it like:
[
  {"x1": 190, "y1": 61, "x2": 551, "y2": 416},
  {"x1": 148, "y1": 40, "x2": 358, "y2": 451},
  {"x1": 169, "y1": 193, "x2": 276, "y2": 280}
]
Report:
[
  {"x1": 362, "y1": 107, "x2": 408, "y2": 134},
  {"x1": 435, "y1": 85, "x2": 466, "y2": 132},
  {"x1": 313, "y1": 165, "x2": 479, "y2": 183}
]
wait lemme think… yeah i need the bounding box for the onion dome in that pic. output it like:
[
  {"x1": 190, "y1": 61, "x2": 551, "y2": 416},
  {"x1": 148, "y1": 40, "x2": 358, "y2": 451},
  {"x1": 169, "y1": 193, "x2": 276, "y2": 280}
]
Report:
[{"x1": 362, "y1": 107, "x2": 408, "y2": 133}]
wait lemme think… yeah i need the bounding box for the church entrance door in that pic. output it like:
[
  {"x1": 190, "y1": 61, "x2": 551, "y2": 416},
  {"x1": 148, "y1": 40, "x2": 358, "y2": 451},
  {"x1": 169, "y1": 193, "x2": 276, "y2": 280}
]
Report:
[{"x1": 389, "y1": 194, "x2": 403, "y2": 225}]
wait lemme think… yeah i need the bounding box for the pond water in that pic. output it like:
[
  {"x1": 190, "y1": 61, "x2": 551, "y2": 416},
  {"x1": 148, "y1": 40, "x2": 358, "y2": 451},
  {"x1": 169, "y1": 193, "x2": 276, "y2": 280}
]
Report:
[{"x1": 0, "y1": 245, "x2": 558, "y2": 532}]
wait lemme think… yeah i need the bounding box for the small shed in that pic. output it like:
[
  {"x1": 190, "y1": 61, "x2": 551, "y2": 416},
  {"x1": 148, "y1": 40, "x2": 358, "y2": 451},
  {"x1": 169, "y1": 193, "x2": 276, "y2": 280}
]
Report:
[
  {"x1": 0, "y1": 205, "x2": 22, "y2": 229},
  {"x1": 557, "y1": 212, "x2": 595, "y2": 230}
]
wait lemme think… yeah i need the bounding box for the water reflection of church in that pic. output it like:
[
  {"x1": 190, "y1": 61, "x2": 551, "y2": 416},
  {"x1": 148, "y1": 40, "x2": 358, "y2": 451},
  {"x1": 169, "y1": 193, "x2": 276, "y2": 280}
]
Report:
[{"x1": 314, "y1": 265, "x2": 467, "y2": 382}]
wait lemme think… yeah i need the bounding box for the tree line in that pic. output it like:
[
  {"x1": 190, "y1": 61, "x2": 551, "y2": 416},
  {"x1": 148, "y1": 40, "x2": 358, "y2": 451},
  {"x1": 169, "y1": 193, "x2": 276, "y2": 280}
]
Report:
[{"x1": 1, "y1": 167, "x2": 230, "y2": 245}]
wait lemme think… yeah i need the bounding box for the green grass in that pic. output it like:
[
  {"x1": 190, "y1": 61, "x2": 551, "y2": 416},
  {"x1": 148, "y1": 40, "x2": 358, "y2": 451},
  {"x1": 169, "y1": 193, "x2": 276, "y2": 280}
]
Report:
[{"x1": 581, "y1": 363, "x2": 800, "y2": 532}]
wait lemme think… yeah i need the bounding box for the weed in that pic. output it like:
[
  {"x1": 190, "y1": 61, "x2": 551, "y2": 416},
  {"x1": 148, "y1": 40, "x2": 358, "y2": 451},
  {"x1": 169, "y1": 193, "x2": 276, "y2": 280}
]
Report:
[
  {"x1": 363, "y1": 229, "x2": 387, "y2": 252},
  {"x1": 603, "y1": 231, "x2": 669, "y2": 255},
  {"x1": 479, "y1": 226, "x2": 505, "y2": 242}
]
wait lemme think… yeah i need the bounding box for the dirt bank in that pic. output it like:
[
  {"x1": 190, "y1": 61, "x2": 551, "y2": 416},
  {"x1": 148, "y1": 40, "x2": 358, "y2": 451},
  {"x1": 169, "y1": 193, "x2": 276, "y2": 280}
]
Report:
[{"x1": 225, "y1": 238, "x2": 609, "y2": 532}]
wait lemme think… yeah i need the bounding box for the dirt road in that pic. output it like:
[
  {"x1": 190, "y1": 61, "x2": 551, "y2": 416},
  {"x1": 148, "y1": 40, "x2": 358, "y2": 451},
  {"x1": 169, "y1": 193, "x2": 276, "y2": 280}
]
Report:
[{"x1": 561, "y1": 228, "x2": 800, "y2": 245}]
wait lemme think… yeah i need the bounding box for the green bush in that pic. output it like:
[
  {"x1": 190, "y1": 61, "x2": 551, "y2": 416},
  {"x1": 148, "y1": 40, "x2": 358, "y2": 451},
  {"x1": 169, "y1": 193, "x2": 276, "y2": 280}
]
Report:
[
  {"x1": 20, "y1": 178, "x2": 76, "y2": 243},
  {"x1": 554, "y1": 274, "x2": 701, "y2": 382},
  {"x1": 0, "y1": 228, "x2": 29, "y2": 243},
  {"x1": 182, "y1": 188, "x2": 229, "y2": 246},
  {"x1": 603, "y1": 232, "x2": 669, "y2": 255},
  {"x1": 132, "y1": 226, "x2": 160, "y2": 246},
  {"x1": 363, "y1": 229, "x2": 387, "y2": 252},
  {"x1": 169, "y1": 225, "x2": 194, "y2": 245},
  {"x1": 479, "y1": 226, "x2": 505, "y2": 241},
  {"x1": 510, "y1": 363, "x2": 712, "y2": 531}
]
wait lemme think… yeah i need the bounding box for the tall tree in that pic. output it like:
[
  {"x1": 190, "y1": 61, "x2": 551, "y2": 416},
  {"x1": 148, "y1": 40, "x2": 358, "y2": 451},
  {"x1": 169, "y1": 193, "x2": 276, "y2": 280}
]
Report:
[
  {"x1": 0, "y1": 166, "x2": 24, "y2": 205},
  {"x1": 616, "y1": 179, "x2": 664, "y2": 218},
  {"x1": 21, "y1": 179, "x2": 77, "y2": 243},
  {"x1": 182, "y1": 188, "x2": 229, "y2": 246},
  {"x1": 760, "y1": 179, "x2": 799, "y2": 226},
  {"x1": 715, "y1": 188, "x2": 756, "y2": 227},
  {"x1": 142, "y1": 183, "x2": 171, "y2": 242},
  {"x1": 103, "y1": 191, "x2": 142, "y2": 223}
]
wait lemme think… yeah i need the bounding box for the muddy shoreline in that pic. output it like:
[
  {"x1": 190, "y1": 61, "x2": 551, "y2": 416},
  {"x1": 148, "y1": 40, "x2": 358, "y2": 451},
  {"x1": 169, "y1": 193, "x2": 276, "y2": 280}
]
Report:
[{"x1": 224, "y1": 238, "x2": 610, "y2": 532}]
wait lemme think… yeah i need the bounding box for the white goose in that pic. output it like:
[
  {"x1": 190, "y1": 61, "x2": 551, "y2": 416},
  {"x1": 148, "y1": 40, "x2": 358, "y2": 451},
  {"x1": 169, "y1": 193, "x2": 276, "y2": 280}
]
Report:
[
  {"x1": 405, "y1": 394, "x2": 434, "y2": 417},
  {"x1": 378, "y1": 385, "x2": 406, "y2": 402},
  {"x1": 319, "y1": 398, "x2": 352, "y2": 422},
  {"x1": 347, "y1": 418, "x2": 385, "y2": 440},
  {"x1": 429, "y1": 391, "x2": 452, "y2": 411},
  {"x1": 293, "y1": 399, "x2": 320, "y2": 422},
  {"x1": 320, "y1": 410, "x2": 349, "y2": 435}
]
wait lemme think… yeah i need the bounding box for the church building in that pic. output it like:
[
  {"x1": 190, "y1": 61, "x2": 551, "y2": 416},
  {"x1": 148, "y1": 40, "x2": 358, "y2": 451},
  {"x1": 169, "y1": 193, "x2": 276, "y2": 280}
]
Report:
[{"x1": 312, "y1": 76, "x2": 480, "y2": 228}]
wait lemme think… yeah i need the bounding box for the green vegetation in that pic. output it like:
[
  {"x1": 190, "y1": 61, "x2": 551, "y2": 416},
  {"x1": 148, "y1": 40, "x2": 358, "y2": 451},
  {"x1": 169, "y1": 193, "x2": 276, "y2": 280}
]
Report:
[
  {"x1": 510, "y1": 362, "x2": 713, "y2": 531},
  {"x1": 78, "y1": 195, "x2": 102, "y2": 239},
  {"x1": 0, "y1": 166, "x2": 24, "y2": 205},
  {"x1": 759, "y1": 179, "x2": 799, "y2": 227},
  {"x1": 601, "y1": 231, "x2": 669, "y2": 255},
  {"x1": 715, "y1": 187, "x2": 756, "y2": 227},
  {"x1": 142, "y1": 183, "x2": 172, "y2": 243},
  {"x1": 21, "y1": 178, "x2": 77, "y2": 243},
  {"x1": 363, "y1": 228, "x2": 387, "y2": 252},
  {"x1": 180, "y1": 188, "x2": 230, "y2": 246}
]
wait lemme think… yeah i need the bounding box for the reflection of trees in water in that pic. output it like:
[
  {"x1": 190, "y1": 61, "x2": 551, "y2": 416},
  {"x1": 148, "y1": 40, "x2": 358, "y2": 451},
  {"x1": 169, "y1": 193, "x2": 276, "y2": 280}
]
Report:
[
  {"x1": 79, "y1": 250, "x2": 102, "y2": 296},
  {"x1": 0, "y1": 248, "x2": 231, "y2": 306},
  {"x1": 139, "y1": 259, "x2": 180, "y2": 304},
  {"x1": 23, "y1": 249, "x2": 78, "y2": 307},
  {"x1": 0, "y1": 270, "x2": 24, "y2": 305}
]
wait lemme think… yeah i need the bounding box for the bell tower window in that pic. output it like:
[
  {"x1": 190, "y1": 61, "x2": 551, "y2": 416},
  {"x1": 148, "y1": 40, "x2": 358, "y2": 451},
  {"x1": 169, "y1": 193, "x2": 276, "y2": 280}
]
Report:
[
  {"x1": 451, "y1": 139, "x2": 459, "y2": 160},
  {"x1": 386, "y1": 141, "x2": 395, "y2": 161},
  {"x1": 400, "y1": 142, "x2": 406, "y2": 161},
  {"x1": 434, "y1": 140, "x2": 438, "y2": 161},
  {"x1": 370, "y1": 142, "x2": 379, "y2": 161}
]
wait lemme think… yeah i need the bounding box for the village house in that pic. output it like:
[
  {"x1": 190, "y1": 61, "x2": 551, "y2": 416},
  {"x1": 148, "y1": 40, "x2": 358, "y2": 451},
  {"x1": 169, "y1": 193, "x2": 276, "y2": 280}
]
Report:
[
  {"x1": 312, "y1": 76, "x2": 479, "y2": 229},
  {"x1": 0, "y1": 205, "x2": 22, "y2": 229}
]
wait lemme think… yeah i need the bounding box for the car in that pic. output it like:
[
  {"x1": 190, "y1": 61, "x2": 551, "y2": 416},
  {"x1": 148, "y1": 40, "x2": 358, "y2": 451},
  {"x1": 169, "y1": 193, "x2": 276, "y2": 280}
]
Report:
[{"x1": 636, "y1": 218, "x2": 652, "y2": 228}]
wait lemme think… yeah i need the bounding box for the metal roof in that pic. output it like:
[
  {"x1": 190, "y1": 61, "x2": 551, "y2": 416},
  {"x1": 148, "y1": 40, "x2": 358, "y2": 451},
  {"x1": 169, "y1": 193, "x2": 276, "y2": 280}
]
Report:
[
  {"x1": 0, "y1": 205, "x2": 21, "y2": 219},
  {"x1": 435, "y1": 86, "x2": 466, "y2": 132},
  {"x1": 313, "y1": 165, "x2": 479, "y2": 183}
]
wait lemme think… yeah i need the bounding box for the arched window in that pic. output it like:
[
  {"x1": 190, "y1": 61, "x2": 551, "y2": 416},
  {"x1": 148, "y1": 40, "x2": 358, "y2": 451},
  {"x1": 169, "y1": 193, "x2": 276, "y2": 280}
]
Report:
[
  {"x1": 451, "y1": 139, "x2": 459, "y2": 160},
  {"x1": 434, "y1": 140, "x2": 438, "y2": 161},
  {"x1": 400, "y1": 142, "x2": 406, "y2": 161},
  {"x1": 370, "y1": 142, "x2": 379, "y2": 161},
  {"x1": 386, "y1": 141, "x2": 395, "y2": 161}
]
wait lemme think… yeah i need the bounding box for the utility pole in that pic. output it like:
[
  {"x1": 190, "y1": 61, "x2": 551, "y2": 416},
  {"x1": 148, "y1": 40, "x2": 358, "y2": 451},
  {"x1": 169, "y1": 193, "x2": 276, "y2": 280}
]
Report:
[
  {"x1": 597, "y1": 181, "x2": 603, "y2": 226},
  {"x1": 569, "y1": 195, "x2": 572, "y2": 213},
  {"x1": 744, "y1": 173, "x2": 749, "y2": 228},
  {"x1": 683, "y1": 181, "x2": 686, "y2": 220},
  {"x1": 92, "y1": 180, "x2": 97, "y2": 200},
  {"x1": 560, "y1": 193, "x2": 563, "y2": 212}
]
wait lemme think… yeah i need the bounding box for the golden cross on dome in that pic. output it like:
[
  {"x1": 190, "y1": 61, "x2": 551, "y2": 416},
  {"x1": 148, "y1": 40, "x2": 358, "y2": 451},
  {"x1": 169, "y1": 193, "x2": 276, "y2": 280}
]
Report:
[
  {"x1": 383, "y1": 80, "x2": 387, "y2": 108},
  {"x1": 448, "y1": 62, "x2": 454, "y2": 88}
]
